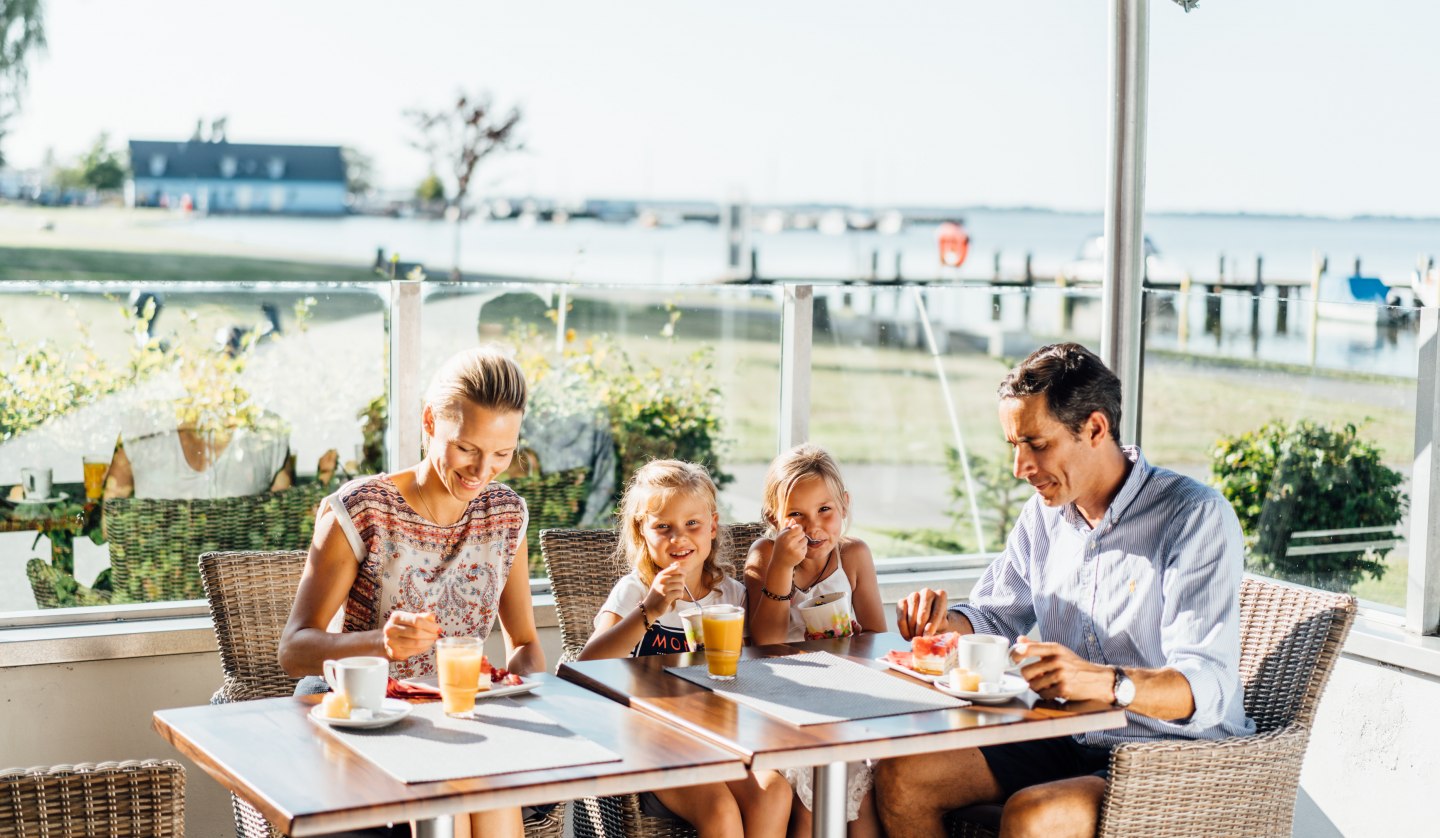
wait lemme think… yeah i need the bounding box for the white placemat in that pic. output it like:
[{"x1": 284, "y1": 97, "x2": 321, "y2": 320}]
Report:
[
  {"x1": 664, "y1": 651, "x2": 970, "y2": 726},
  {"x1": 320, "y1": 698, "x2": 621, "y2": 783}
]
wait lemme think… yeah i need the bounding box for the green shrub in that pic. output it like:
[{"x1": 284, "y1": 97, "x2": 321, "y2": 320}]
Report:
[
  {"x1": 944, "y1": 448, "x2": 1028, "y2": 553},
  {"x1": 1211, "y1": 419, "x2": 1406, "y2": 592}
]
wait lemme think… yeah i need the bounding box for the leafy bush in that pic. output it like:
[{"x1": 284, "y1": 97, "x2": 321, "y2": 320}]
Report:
[
  {"x1": 1211, "y1": 419, "x2": 1406, "y2": 592},
  {"x1": 944, "y1": 448, "x2": 1029, "y2": 553}
]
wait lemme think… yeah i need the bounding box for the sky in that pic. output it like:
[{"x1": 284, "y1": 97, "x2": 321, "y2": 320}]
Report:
[{"x1": 7, "y1": 0, "x2": 1440, "y2": 217}]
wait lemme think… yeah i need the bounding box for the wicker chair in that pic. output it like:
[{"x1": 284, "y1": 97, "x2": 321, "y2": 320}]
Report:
[
  {"x1": 540, "y1": 521, "x2": 767, "y2": 838},
  {"x1": 0, "y1": 759, "x2": 185, "y2": 837},
  {"x1": 945, "y1": 576, "x2": 1357, "y2": 838},
  {"x1": 198, "y1": 549, "x2": 564, "y2": 838},
  {"x1": 105, "y1": 481, "x2": 332, "y2": 604}
]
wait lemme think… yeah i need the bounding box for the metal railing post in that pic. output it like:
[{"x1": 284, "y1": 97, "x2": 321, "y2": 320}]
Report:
[
  {"x1": 1100, "y1": 0, "x2": 1150, "y2": 446},
  {"x1": 779, "y1": 285, "x2": 813, "y2": 452},
  {"x1": 388, "y1": 276, "x2": 424, "y2": 469}
]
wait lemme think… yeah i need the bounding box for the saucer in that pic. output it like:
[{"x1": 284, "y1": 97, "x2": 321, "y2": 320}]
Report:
[
  {"x1": 310, "y1": 697, "x2": 412, "y2": 729},
  {"x1": 933, "y1": 672, "x2": 1029, "y2": 705},
  {"x1": 12, "y1": 492, "x2": 69, "y2": 506}
]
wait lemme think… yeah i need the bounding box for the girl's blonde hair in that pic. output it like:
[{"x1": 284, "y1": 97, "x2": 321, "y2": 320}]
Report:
[
  {"x1": 423, "y1": 345, "x2": 528, "y2": 420},
  {"x1": 760, "y1": 443, "x2": 851, "y2": 536},
  {"x1": 616, "y1": 459, "x2": 731, "y2": 590}
]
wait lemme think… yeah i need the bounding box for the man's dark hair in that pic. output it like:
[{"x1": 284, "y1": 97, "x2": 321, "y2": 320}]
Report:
[{"x1": 997, "y1": 343, "x2": 1122, "y2": 442}]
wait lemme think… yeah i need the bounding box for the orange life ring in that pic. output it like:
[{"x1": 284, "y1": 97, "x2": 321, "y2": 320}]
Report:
[{"x1": 938, "y1": 221, "x2": 970, "y2": 268}]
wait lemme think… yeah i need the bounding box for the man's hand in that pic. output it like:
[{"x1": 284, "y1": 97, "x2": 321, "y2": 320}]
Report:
[
  {"x1": 382, "y1": 610, "x2": 440, "y2": 662},
  {"x1": 1014, "y1": 636, "x2": 1115, "y2": 703},
  {"x1": 895, "y1": 588, "x2": 950, "y2": 640}
]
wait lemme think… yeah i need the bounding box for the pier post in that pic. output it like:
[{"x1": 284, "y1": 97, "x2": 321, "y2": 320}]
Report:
[
  {"x1": 1177, "y1": 274, "x2": 1190, "y2": 350},
  {"x1": 1250, "y1": 254, "x2": 1263, "y2": 350},
  {"x1": 1308, "y1": 252, "x2": 1325, "y2": 367},
  {"x1": 895, "y1": 251, "x2": 903, "y2": 282}
]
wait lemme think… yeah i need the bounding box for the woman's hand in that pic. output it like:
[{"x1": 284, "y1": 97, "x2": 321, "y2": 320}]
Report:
[
  {"x1": 643, "y1": 562, "x2": 687, "y2": 616},
  {"x1": 382, "y1": 610, "x2": 440, "y2": 662}
]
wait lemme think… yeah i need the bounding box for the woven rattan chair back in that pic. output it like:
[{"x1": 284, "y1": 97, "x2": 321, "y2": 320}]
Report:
[
  {"x1": 542, "y1": 521, "x2": 766, "y2": 664},
  {"x1": 0, "y1": 760, "x2": 185, "y2": 837},
  {"x1": 1236, "y1": 576, "x2": 1356, "y2": 732},
  {"x1": 200, "y1": 549, "x2": 307, "y2": 704},
  {"x1": 106, "y1": 481, "x2": 328, "y2": 603}
]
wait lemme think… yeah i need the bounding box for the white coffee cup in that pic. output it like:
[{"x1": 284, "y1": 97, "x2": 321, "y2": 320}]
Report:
[
  {"x1": 797, "y1": 591, "x2": 856, "y2": 640},
  {"x1": 20, "y1": 467, "x2": 53, "y2": 500},
  {"x1": 958, "y1": 635, "x2": 1014, "y2": 686},
  {"x1": 323, "y1": 656, "x2": 388, "y2": 711}
]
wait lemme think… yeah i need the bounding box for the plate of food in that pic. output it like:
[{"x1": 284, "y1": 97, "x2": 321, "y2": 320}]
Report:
[
  {"x1": 932, "y1": 672, "x2": 1030, "y2": 705},
  {"x1": 310, "y1": 696, "x2": 413, "y2": 729},
  {"x1": 876, "y1": 650, "x2": 941, "y2": 683}
]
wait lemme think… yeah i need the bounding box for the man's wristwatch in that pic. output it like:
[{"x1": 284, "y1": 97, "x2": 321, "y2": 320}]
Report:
[{"x1": 1111, "y1": 666, "x2": 1136, "y2": 708}]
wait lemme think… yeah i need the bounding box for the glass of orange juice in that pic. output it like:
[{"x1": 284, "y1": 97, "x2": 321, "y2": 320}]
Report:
[
  {"x1": 435, "y1": 636, "x2": 482, "y2": 717},
  {"x1": 701, "y1": 604, "x2": 744, "y2": 680},
  {"x1": 82, "y1": 454, "x2": 110, "y2": 501}
]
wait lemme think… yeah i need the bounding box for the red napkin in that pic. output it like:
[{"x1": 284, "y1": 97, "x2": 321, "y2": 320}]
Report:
[{"x1": 386, "y1": 677, "x2": 440, "y2": 699}]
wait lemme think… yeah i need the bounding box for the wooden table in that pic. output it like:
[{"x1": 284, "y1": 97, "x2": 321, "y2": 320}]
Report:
[
  {"x1": 152, "y1": 673, "x2": 747, "y2": 838},
  {"x1": 559, "y1": 632, "x2": 1127, "y2": 838}
]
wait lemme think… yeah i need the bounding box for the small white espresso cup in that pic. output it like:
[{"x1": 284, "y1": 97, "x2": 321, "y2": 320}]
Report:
[
  {"x1": 20, "y1": 467, "x2": 53, "y2": 500},
  {"x1": 322, "y1": 656, "x2": 388, "y2": 711},
  {"x1": 958, "y1": 635, "x2": 1013, "y2": 685}
]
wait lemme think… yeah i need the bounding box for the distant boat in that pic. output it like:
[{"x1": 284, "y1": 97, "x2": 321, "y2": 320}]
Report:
[
  {"x1": 876, "y1": 210, "x2": 904, "y2": 235},
  {"x1": 1058, "y1": 233, "x2": 1186, "y2": 285},
  {"x1": 817, "y1": 210, "x2": 847, "y2": 236},
  {"x1": 1317, "y1": 273, "x2": 1404, "y2": 326},
  {"x1": 1412, "y1": 266, "x2": 1439, "y2": 308}
]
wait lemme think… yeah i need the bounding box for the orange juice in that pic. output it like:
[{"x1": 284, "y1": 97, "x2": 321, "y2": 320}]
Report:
[
  {"x1": 82, "y1": 459, "x2": 108, "y2": 501},
  {"x1": 436, "y1": 637, "x2": 482, "y2": 716},
  {"x1": 701, "y1": 605, "x2": 744, "y2": 680}
]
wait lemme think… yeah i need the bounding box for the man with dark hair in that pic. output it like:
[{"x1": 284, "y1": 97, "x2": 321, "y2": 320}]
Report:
[{"x1": 876, "y1": 343, "x2": 1254, "y2": 838}]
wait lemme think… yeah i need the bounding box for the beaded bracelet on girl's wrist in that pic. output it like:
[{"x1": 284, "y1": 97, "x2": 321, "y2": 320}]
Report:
[{"x1": 761, "y1": 584, "x2": 796, "y2": 601}]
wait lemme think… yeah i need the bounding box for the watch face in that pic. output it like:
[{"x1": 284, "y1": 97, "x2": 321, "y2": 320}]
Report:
[{"x1": 1116, "y1": 676, "x2": 1136, "y2": 706}]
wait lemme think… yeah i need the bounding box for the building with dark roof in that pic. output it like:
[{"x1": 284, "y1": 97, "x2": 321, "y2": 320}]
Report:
[{"x1": 126, "y1": 139, "x2": 347, "y2": 215}]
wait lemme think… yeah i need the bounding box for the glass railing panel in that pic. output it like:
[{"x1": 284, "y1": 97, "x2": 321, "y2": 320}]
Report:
[
  {"x1": 1140, "y1": 286, "x2": 1416, "y2": 611},
  {"x1": 807, "y1": 282, "x2": 1103, "y2": 565},
  {"x1": 0, "y1": 280, "x2": 388, "y2": 614},
  {"x1": 418, "y1": 280, "x2": 785, "y2": 574}
]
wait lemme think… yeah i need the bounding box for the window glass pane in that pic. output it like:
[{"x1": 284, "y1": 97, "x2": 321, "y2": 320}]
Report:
[
  {"x1": 1141, "y1": 287, "x2": 1415, "y2": 610},
  {"x1": 809, "y1": 283, "x2": 1102, "y2": 565},
  {"x1": 0, "y1": 282, "x2": 387, "y2": 615}
]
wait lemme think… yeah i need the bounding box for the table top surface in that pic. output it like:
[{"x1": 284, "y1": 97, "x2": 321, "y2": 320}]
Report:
[
  {"x1": 559, "y1": 633, "x2": 1128, "y2": 772},
  {"x1": 152, "y1": 673, "x2": 747, "y2": 837}
]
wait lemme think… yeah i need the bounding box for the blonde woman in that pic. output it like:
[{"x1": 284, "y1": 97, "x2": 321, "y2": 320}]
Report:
[{"x1": 280, "y1": 346, "x2": 544, "y2": 838}]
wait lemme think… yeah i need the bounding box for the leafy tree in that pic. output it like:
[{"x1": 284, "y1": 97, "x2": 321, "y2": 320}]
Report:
[
  {"x1": 406, "y1": 90, "x2": 523, "y2": 278},
  {"x1": 341, "y1": 145, "x2": 375, "y2": 197},
  {"x1": 1212, "y1": 419, "x2": 1407, "y2": 592},
  {"x1": 0, "y1": 0, "x2": 46, "y2": 167},
  {"x1": 415, "y1": 172, "x2": 445, "y2": 203},
  {"x1": 77, "y1": 133, "x2": 126, "y2": 189}
]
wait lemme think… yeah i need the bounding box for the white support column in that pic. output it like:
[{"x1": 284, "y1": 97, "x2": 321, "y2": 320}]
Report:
[
  {"x1": 1407, "y1": 307, "x2": 1440, "y2": 635},
  {"x1": 388, "y1": 276, "x2": 424, "y2": 469},
  {"x1": 1100, "y1": 0, "x2": 1150, "y2": 446},
  {"x1": 779, "y1": 285, "x2": 813, "y2": 452}
]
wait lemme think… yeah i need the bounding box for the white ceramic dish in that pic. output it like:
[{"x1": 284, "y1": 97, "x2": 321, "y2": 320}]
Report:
[
  {"x1": 875, "y1": 656, "x2": 943, "y2": 684},
  {"x1": 310, "y1": 697, "x2": 413, "y2": 729},
  {"x1": 396, "y1": 678, "x2": 540, "y2": 701},
  {"x1": 933, "y1": 672, "x2": 1030, "y2": 705},
  {"x1": 11, "y1": 493, "x2": 70, "y2": 506}
]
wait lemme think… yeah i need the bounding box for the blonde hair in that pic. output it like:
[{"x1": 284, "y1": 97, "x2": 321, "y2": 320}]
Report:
[
  {"x1": 423, "y1": 345, "x2": 528, "y2": 420},
  {"x1": 616, "y1": 459, "x2": 731, "y2": 590},
  {"x1": 760, "y1": 443, "x2": 851, "y2": 536}
]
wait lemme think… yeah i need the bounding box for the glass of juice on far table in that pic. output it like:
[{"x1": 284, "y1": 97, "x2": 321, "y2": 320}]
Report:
[
  {"x1": 436, "y1": 636, "x2": 482, "y2": 717},
  {"x1": 701, "y1": 604, "x2": 744, "y2": 680},
  {"x1": 82, "y1": 454, "x2": 109, "y2": 501}
]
